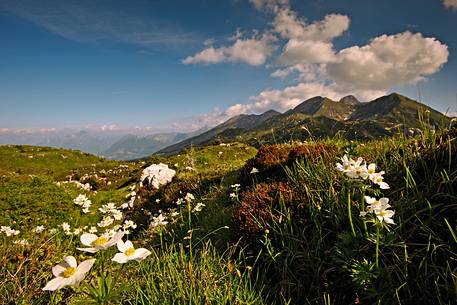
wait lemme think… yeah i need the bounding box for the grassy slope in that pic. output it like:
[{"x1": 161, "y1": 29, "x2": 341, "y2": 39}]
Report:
[{"x1": 1, "y1": 124, "x2": 456, "y2": 304}]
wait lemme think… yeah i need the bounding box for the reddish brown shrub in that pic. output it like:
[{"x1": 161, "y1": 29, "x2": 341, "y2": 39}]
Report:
[
  {"x1": 233, "y1": 182, "x2": 299, "y2": 234},
  {"x1": 287, "y1": 143, "x2": 338, "y2": 164}
]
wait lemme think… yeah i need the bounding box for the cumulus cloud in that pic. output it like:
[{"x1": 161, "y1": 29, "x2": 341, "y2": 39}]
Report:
[
  {"x1": 444, "y1": 0, "x2": 457, "y2": 10},
  {"x1": 182, "y1": 32, "x2": 276, "y2": 66},
  {"x1": 273, "y1": 9, "x2": 350, "y2": 42},
  {"x1": 277, "y1": 39, "x2": 336, "y2": 65},
  {"x1": 326, "y1": 31, "x2": 449, "y2": 91},
  {"x1": 273, "y1": 10, "x2": 349, "y2": 66},
  {"x1": 234, "y1": 31, "x2": 448, "y2": 116},
  {"x1": 223, "y1": 82, "x2": 385, "y2": 116},
  {"x1": 182, "y1": 3, "x2": 449, "y2": 120}
]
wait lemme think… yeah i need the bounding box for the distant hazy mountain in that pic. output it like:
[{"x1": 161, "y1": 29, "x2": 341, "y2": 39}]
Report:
[
  {"x1": 0, "y1": 127, "x2": 209, "y2": 160},
  {"x1": 158, "y1": 93, "x2": 450, "y2": 155},
  {"x1": 101, "y1": 127, "x2": 208, "y2": 160}
]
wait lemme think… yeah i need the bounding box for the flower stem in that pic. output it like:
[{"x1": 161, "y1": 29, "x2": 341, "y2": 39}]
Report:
[
  {"x1": 347, "y1": 191, "x2": 356, "y2": 238},
  {"x1": 375, "y1": 224, "x2": 380, "y2": 269}
]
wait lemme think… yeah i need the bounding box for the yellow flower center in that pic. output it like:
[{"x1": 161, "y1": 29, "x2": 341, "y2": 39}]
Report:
[
  {"x1": 369, "y1": 168, "x2": 375, "y2": 174},
  {"x1": 125, "y1": 247, "x2": 135, "y2": 256},
  {"x1": 92, "y1": 236, "x2": 109, "y2": 247},
  {"x1": 63, "y1": 267, "x2": 76, "y2": 278}
]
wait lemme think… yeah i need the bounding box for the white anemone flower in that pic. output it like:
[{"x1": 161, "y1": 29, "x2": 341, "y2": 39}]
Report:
[
  {"x1": 250, "y1": 167, "x2": 259, "y2": 174},
  {"x1": 77, "y1": 231, "x2": 124, "y2": 253},
  {"x1": 34, "y1": 225, "x2": 45, "y2": 233},
  {"x1": 336, "y1": 155, "x2": 352, "y2": 172},
  {"x1": 43, "y1": 256, "x2": 95, "y2": 291},
  {"x1": 185, "y1": 193, "x2": 195, "y2": 202},
  {"x1": 192, "y1": 202, "x2": 206, "y2": 212},
  {"x1": 150, "y1": 214, "x2": 168, "y2": 228},
  {"x1": 370, "y1": 172, "x2": 390, "y2": 189},
  {"x1": 112, "y1": 240, "x2": 151, "y2": 264},
  {"x1": 375, "y1": 204, "x2": 395, "y2": 224}
]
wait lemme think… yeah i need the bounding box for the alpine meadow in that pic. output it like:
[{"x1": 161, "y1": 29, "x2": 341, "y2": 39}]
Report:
[{"x1": 1, "y1": 1, "x2": 457, "y2": 304}]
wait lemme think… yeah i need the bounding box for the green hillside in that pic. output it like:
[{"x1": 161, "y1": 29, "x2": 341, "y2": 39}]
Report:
[{"x1": 1, "y1": 123, "x2": 457, "y2": 304}]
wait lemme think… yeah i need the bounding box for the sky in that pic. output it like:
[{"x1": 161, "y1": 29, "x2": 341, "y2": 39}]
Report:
[{"x1": 1, "y1": 0, "x2": 457, "y2": 133}]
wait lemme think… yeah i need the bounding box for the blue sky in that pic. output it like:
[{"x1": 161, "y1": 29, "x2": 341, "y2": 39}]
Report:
[{"x1": 1, "y1": 0, "x2": 456, "y2": 132}]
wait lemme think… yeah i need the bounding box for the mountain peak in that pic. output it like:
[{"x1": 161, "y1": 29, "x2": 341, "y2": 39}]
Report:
[{"x1": 339, "y1": 95, "x2": 360, "y2": 105}]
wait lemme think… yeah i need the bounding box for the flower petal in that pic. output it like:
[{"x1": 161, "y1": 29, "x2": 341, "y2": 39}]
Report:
[
  {"x1": 116, "y1": 239, "x2": 126, "y2": 252},
  {"x1": 123, "y1": 240, "x2": 133, "y2": 250},
  {"x1": 76, "y1": 247, "x2": 99, "y2": 253},
  {"x1": 63, "y1": 256, "x2": 77, "y2": 268},
  {"x1": 133, "y1": 248, "x2": 151, "y2": 261},
  {"x1": 106, "y1": 231, "x2": 124, "y2": 247},
  {"x1": 52, "y1": 264, "x2": 67, "y2": 277},
  {"x1": 112, "y1": 253, "x2": 129, "y2": 264},
  {"x1": 43, "y1": 277, "x2": 69, "y2": 291},
  {"x1": 80, "y1": 233, "x2": 98, "y2": 246},
  {"x1": 76, "y1": 258, "x2": 96, "y2": 274}
]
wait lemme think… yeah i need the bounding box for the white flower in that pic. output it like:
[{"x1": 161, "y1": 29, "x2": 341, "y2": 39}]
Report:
[
  {"x1": 192, "y1": 202, "x2": 206, "y2": 212},
  {"x1": 111, "y1": 210, "x2": 123, "y2": 221},
  {"x1": 61, "y1": 223, "x2": 71, "y2": 235},
  {"x1": 361, "y1": 197, "x2": 395, "y2": 225},
  {"x1": 185, "y1": 193, "x2": 195, "y2": 202},
  {"x1": 97, "y1": 216, "x2": 114, "y2": 228},
  {"x1": 123, "y1": 220, "x2": 137, "y2": 230},
  {"x1": 1, "y1": 226, "x2": 20, "y2": 236},
  {"x1": 73, "y1": 228, "x2": 83, "y2": 236},
  {"x1": 176, "y1": 198, "x2": 184, "y2": 205},
  {"x1": 370, "y1": 172, "x2": 390, "y2": 189},
  {"x1": 336, "y1": 155, "x2": 352, "y2": 172},
  {"x1": 150, "y1": 214, "x2": 168, "y2": 228},
  {"x1": 218, "y1": 151, "x2": 223, "y2": 155},
  {"x1": 375, "y1": 203, "x2": 395, "y2": 224},
  {"x1": 229, "y1": 193, "x2": 236, "y2": 198},
  {"x1": 88, "y1": 226, "x2": 98, "y2": 234},
  {"x1": 14, "y1": 239, "x2": 29, "y2": 246},
  {"x1": 185, "y1": 166, "x2": 194, "y2": 171},
  {"x1": 170, "y1": 211, "x2": 179, "y2": 217},
  {"x1": 112, "y1": 240, "x2": 151, "y2": 264},
  {"x1": 336, "y1": 156, "x2": 369, "y2": 179},
  {"x1": 34, "y1": 225, "x2": 45, "y2": 233},
  {"x1": 250, "y1": 167, "x2": 259, "y2": 174},
  {"x1": 42, "y1": 256, "x2": 96, "y2": 291},
  {"x1": 77, "y1": 231, "x2": 124, "y2": 253},
  {"x1": 231, "y1": 184, "x2": 241, "y2": 189}
]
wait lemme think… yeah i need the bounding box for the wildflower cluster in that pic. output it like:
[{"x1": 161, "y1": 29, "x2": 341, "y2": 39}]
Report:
[
  {"x1": 43, "y1": 230, "x2": 151, "y2": 292},
  {"x1": 1, "y1": 225, "x2": 20, "y2": 237},
  {"x1": 336, "y1": 155, "x2": 390, "y2": 189},
  {"x1": 360, "y1": 196, "x2": 395, "y2": 224},
  {"x1": 56, "y1": 180, "x2": 91, "y2": 191},
  {"x1": 73, "y1": 194, "x2": 92, "y2": 214}
]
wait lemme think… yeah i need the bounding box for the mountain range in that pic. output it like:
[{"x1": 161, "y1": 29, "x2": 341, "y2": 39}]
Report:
[{"x1": 157, "y1": 93, "x2": 450, "y2": 155}]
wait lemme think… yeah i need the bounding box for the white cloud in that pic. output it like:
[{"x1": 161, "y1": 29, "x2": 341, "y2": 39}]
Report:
[
  {"x1": 223, "y1": 82, "x2": 385, "y2": 116},
  {"x1": 271, "y1": 64, "x2": 326, "y2": 82},
  {"x1": 326, "y1": 31, "x2": 449, "y2": 91},
  {"x1": 277, "y1": 39, "x2": 336, "y2": 65},
  {"x1": 181, "y1": 4, "x2": 450, "y2": 122},
  {"x1": 444, "y1": 0, "x2": 457, "y2": 10},
  {"x1": 182, "y1": 32, "x2": 276, "y2": 66},
  {"x1": 273, "y1": 10, "x2": 349, "y2": 66},
  {"x1": 273, "y1": 9, "x2": 350, "y2": 42}
]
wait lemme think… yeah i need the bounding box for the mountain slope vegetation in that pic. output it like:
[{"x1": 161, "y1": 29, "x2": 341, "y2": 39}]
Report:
[{"x1": 159, "y1": 93, "x2": 450, "y2": 155}]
